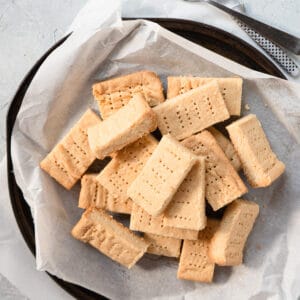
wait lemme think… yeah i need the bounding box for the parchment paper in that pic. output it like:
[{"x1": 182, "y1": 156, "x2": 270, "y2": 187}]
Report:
[{"x1": 11, "y1": 0, "x2": 300, "y2": 299}]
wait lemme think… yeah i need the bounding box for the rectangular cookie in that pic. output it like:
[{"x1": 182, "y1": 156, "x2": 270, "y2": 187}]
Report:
[
  {"x1": 154, "y1": 80, "x2": 230, "y2": 140},
  {"x1": 88, "y1": 94, "x2": 157, "y2": 159},
  {"x1": 182, "y1": 130, "x2": 248, "y2": 211},
  {"x1": 208, "y1": 127, "x2": 241, "y2": 171},
  {"x1": 127, "y1": 134, "x2": 198, "y2": 216},
  {"x1": 40, "y1": 109, "x2": 101, "y2": 189},
  {"x1": 163, "y1": 157, "x2": 206, "y2": 230},
  {"x1": 72, "y1": 208, "x2": 149, "y2": 269},
  {"x1": 93, "y1": 70, "x2": 165, "y2": 119},
  {"x1": 97, "y1": 135, "x2": 158, "y2": 202},
  {"x1": 144, "y1": 233, "x2": 182, "y2": 258},
  {"x1": 226, "y1": 114, "x2": 285, "y2": 187},
  {"x1": 79, "y1": 174, "x2": 132, "y2": 214},
  {"x1": 130, "y1": 203, "x2": 199, "y2": 240},
  {"x1": 209, "y1": 199, "x2": 259, "y2": 266},
  {"x1": 167, "y1": 76, "x2": 242, "y2": 115},
  {"x1": 177, "y1": 219, "x2": 220, "y2": 283}
]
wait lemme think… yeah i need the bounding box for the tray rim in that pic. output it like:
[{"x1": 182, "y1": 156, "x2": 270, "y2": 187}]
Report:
[{"x1": 6, "y1": 18, "x2": 286, "y2": 300}]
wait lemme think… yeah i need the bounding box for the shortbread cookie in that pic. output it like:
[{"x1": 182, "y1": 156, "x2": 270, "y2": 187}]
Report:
[
  {"x1": 130, "y1": 203, "x2": 199, "y2": 240},
  {"x1": 154, "y1": 81, "x2": 230, "y2": 140},
  {"x1": 93, "y1": 70, "x2": 165, "y2": 119},
  {"x1": 88, "y1": 94, "x2": 157, "y2": 159},
  {"x1": 209, "y1": 199, "x2": 259, "y2": 266},
  {"x1": 79, "y1": 174, "x2": 108, "y2": 209},
  {"x1": 182, "y1": 130, "x2": 247, "y2": 211},
  {"x1": 167, "y1": 76, "x2": 242, "y2": 115},
  {"x1": 40, "y1": 109, "x2": 101, "y2": 189},
  {"x1": 177, "y1": 219, "x2": 220, "y2": 283},
  {"x1": 79, "y1": 174, "x2": 132, "y2": 214},
  {"x1": 97, "y1": 135, "x2": 158, "y2": 202},
  {"x1": 208, "y1": 127, "x2": 241, "y2": 171},
  {"x1": 164, "y1": 157, "x2": 206, "y2": 230},
  {"x1": 226, "y1": 114, "x2": 285, "y2": 187},
  {"x1": 127, "y1": 134, "x2": 198, "y2": 216},
  {"x1": 144, "y1": 233, "x2": 182, "y2": 258},
  {"x1": 72, "y1": 208, "x2": 149, "y2": 269}
]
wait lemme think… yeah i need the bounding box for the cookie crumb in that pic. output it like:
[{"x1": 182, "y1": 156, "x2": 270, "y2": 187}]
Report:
[{"x1": 244, "y1": 103, "x2": 250, "y2": 110}]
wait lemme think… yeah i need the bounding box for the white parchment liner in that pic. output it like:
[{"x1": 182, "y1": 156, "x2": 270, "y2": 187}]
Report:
[{"x1": 11, "y1": 1, "x2": 300, "y2": 299}]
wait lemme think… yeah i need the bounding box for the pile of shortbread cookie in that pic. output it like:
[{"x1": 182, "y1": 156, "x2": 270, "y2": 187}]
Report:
[{"x1": 40, "y1": 71, "x2": 285, "y2": 283}]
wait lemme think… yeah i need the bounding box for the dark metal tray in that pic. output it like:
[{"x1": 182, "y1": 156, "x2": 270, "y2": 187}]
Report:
[{"x1": 6, "y1": 18, "x2": 285, "y2": 300}]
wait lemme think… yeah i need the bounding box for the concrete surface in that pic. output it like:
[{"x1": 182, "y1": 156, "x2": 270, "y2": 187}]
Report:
[{"x1": 0, "y1": 0, "x2": 299, "y2": 298}]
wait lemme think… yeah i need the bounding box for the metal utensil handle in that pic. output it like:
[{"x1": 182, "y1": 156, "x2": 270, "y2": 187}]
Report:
[
  {"x1": 205, "y1": 0, "x2": 300, "y2": 55},
  {"x1": 236, "y1": 20, "x2": 299, "y2": 77}
]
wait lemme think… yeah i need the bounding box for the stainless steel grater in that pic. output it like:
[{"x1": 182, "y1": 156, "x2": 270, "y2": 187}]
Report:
[
  {"x1": 235, "y1": 20, "x2": 299, "y2": 77},
  {"x1": 184, "y1": 0, "x2": 300, "y2": 77}
]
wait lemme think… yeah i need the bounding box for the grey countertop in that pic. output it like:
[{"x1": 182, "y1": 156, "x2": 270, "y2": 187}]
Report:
[
  {"x1": 1, "y1": 0, "x2": 299, "y2": 298},
  {"x1": 0, "y1": 0, "x2": 86, "y2": 158},
  {"x1": 0, "y1": 1, "x2": 86, "y2": 299}
]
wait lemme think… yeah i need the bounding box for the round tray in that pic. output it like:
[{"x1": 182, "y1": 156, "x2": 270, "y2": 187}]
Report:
[{"x1": 6, "y1": 18, "x2": 285, "y2": 300}]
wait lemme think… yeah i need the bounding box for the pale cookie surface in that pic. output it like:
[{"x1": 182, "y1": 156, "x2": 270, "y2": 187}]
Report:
[
  {"x1": 72, "y1": 208, "x2": 149, "y2": 269},
  {"x1": 79, "y1": 174, "x2": 108, "y2": 209},
  {"x1": 164, "y1": 157, "x2": 206, "y2": 230},
  {"x1": 144, "y1": 233, "x2": 182, "y2": 258},
  {"x1": 97, "y1": 135, "x2": 158, "y2": 202},
  {"x1": 226, "y1": 114, "x2": 285, "y2": 187},
  {"x1": 130, "y1": 203, "x2": 199, "y2": 240},
  {"x1": 93, "y1": 70, "x2": 165, "y2": 119},
  {"x1": 182, "y1": 130, "x2": 247, "y2": 211},
  {"x1": 127, "y1": 134, "x2": 198, "y2": 216},
  {"x1": 208, "y1": 127, "x2": 241, "y2": 171},
  {"x1": 154, "y1": 80, "x2": 230, "y2": 140},
  {"x1": 167, "y1": 76, "x2": 242, "y2": 116},
  {"x1": 79, "y1": 174, "x2": 132, "y2": 214},
  {"x1": 177, "y1": 219, "x2": 220, "y2": 283},
  {"x1": 88, "y1": 94, "x2": 157, "y2": 159},
  {"x1": 209, "y1": 199, "x2": 259, "y2": 266},
  {"x1": 40, "y1": 109, "x2": 101, "y2": 189}
]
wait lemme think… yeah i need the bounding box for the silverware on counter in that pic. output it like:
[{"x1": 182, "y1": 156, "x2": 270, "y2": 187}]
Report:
[{"x1": 184, "y1": 0, "x2": 299, "y2": 76}]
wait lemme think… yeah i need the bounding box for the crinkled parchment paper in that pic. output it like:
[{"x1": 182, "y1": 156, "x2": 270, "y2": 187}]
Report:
[{"x1": 11, "y1": 0, "x2": 300, "y2": 299}]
